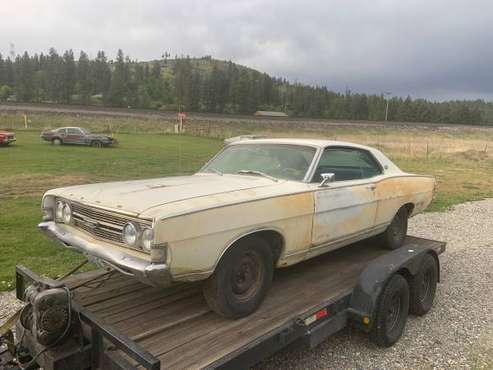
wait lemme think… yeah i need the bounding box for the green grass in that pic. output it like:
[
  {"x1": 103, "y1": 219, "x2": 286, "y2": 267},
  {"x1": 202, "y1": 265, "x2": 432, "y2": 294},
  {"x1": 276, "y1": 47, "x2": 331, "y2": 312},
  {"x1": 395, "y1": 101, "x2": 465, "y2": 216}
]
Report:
[
  {"x1": 1, "y1": 128, "x2": 493, "y2": 291},
  {"x1": 0, "y1": 132, "x2": 223, "y2": 290},
  {"x1": 0, "y1": 197, "x2": 88, "y2": 290},
  {"x1": 394, "y1": 155, "x2": 493, "y2": 211}
]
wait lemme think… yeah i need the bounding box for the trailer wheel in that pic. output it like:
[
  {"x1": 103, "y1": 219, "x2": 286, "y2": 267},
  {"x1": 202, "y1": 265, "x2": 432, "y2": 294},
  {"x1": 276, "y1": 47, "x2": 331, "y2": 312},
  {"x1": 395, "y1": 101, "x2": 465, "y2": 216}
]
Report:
[
  {"x1": 409, "y1": 253, "x2": 438, "y2": 316},
  {"x1": 379, "y1": 207, "x2": 408, "y2": 250},
  {"x1": 370, "y1": 274, "x2": 410, "y2": 347},
  {"x1": 203, "y1": 236, "x2": 273, "y2": 319}
]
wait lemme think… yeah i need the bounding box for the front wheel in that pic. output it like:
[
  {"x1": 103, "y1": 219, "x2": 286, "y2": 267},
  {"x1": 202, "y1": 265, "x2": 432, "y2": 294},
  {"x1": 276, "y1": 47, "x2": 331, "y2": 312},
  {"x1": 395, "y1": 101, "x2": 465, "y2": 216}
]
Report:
[
  {"x1": 203, "y1": 236, "x2": 273, "y2": 319},
  {"x1": 91, "y1": 140, "x2": 103, "y2": 148},
  {"x1": 52, "y1": 138, "x2": 62, "y2": 145},
  {"x1": 369, "y1": 274, "x2": 410, "y2": 347},
  {"x1": 379, "y1": 207, "x2": 409, "y2": 250}
]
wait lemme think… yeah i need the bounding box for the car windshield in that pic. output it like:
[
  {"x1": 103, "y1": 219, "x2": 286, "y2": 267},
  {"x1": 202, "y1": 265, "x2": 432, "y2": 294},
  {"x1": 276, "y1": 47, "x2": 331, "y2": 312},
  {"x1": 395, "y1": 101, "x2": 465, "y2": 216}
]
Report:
[{"x1": 201, "y1": 144, "x2": 317, "y2": 181}]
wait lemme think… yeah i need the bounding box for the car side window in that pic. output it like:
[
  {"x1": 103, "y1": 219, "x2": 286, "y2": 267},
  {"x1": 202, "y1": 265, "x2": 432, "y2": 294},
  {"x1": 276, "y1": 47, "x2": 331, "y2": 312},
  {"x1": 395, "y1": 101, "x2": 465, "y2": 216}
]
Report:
[
  {"x1": 312, "y1": 148, "x2": 382, "y2": 183},
  {"x1": 57, "y1": 128, "x2": 67, "y2": 135},
  {"x1": 67, "y1": 128, "x2": 82, "y2": 135}
]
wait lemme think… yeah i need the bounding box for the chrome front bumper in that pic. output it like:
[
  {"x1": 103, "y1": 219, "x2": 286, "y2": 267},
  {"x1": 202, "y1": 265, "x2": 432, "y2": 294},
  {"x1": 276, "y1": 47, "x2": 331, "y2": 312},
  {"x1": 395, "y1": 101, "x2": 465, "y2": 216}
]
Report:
[{"x1": 38, "y1": 221, "x2": 171, "y2": 287}]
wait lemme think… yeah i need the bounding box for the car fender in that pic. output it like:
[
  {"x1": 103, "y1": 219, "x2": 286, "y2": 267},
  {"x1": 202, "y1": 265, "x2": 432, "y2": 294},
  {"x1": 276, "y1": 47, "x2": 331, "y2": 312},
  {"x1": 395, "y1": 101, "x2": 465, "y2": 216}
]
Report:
[{"x1": 348, "y1": 243, "x2": 440, "y2": 332}]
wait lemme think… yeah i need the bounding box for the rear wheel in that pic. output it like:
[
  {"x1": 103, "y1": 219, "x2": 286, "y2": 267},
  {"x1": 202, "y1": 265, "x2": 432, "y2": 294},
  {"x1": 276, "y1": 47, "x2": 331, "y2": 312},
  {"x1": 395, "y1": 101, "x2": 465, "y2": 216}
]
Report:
[
  {"x1": 203, "y1": 236, "x2": 273, "y2": 319},
  {"x1": 379, "y1": 207, "x2": 408, "y2": 250},
  {"x1": 370, "y1": 274, "x2": 410, "y2": 347},
  {"x1": 409, "y1": 253, "x2": 438, "y2": 316},
  {"x1": 52, "y1": 138, "x2": 62, "y2": 145}
]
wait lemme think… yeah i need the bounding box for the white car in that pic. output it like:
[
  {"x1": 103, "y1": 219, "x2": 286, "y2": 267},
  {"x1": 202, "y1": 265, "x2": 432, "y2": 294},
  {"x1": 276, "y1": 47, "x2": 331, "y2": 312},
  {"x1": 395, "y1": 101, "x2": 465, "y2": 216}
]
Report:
[{"x1": 39, "y1": 138, "x2": 435, "y2": 318}]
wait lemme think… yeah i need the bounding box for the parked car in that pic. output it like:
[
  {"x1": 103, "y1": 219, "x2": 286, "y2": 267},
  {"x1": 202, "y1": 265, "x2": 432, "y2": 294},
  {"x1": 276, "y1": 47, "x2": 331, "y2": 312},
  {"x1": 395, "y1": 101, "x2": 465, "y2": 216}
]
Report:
[
  {"x1": 38, "y1": 138, "x2": 435, "y2": 318},
  {"x1": 40, "y1": 127, "x2": 117, "y2": 147},
  {"x1": 0, "y1": 130, "x2": 16, "y2": 146}
]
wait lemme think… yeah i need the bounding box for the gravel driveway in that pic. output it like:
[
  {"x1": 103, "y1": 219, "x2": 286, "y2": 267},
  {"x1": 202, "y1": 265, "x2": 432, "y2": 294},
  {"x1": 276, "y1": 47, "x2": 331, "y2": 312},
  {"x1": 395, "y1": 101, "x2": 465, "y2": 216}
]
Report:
[
  {"x1": 1, "y1": 199, "x2": 492, "y2": 369},
  {"x1": 256, "y1": 199, "x2": 493, "y2": 369}
]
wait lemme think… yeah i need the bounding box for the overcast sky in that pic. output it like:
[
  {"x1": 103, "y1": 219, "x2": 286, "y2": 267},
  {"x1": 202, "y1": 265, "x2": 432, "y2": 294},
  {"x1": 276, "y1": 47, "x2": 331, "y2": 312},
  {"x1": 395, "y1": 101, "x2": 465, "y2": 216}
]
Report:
[{"x1": 1, "y1": 0, "x2": 492, "y2": 101}]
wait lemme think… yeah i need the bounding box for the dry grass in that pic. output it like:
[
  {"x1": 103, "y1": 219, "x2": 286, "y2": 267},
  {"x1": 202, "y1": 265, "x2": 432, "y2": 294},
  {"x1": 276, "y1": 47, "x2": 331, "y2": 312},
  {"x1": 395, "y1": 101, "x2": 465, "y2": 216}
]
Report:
[
  {"x1": 0, "y1": 173, "x2": 94, "y2": 198},
  {"x1": 2, "y1": 110, "x2": 493, "y2": 211}
]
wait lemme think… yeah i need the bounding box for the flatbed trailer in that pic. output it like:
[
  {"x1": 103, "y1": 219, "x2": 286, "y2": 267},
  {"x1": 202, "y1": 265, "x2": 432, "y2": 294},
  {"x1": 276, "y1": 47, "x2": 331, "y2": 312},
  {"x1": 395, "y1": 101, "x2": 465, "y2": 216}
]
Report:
[{"x1": 1, "y1": 236, "x2": 445, "y2": 370}]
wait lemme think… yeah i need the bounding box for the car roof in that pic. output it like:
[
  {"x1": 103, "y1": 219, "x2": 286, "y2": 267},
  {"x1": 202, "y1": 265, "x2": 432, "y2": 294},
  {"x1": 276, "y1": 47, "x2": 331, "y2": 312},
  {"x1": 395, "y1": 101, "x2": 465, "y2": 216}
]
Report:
[{"x1": 228, "y1": 138, "x2": 375, "y2": 151}]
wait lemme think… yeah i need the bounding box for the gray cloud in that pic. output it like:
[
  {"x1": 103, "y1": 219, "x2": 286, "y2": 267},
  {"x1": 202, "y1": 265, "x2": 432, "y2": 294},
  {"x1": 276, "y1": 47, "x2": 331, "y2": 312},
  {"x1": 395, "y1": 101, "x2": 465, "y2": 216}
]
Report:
[{"x1": 1, "y1": 0, "x2": 492, "y2": 100}]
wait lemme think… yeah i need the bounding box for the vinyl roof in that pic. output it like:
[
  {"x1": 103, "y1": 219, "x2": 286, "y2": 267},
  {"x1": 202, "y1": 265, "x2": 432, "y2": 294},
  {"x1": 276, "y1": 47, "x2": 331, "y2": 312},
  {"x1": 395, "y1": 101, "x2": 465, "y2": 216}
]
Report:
[{"x1": 228, "y1": 137, "x2": 375, "y2": 151}]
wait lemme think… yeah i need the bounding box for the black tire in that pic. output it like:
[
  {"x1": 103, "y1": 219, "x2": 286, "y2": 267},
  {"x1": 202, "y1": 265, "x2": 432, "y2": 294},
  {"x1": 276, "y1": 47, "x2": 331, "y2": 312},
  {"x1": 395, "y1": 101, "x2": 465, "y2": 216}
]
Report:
[
  {"x1": 409, "y1": 254, "x2": 438, "y2": 316},
  {"x1": 91, "y1": 140, "x2": 103, "y2": 148},
  {"x1": 52, "y1": 138, "x2": 62, "y2": 145},
  {"x1": 379, "y1": 207, "x2": 409, "y2": 250},
  {"x1": 203, "y1": 236, "x2": 273, "y2": 319},
  {"x1": 369, "y1": 274, "x2": 410, "y2": 347}
]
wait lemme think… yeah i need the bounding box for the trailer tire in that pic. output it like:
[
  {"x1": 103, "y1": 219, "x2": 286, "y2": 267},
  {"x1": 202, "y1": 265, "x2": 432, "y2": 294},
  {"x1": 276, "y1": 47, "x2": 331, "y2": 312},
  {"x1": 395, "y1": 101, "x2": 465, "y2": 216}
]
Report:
[
  {"x1": 379, "y1": 207, "x2": 408, "y2": 250},
  {"x1": 409, "y1": 253, "x2": 438, "y2": 316},
  {"x1": 203, "y1": 236, "x2": 273, "y2": 319},
  {"x1": 370, "y1": 274, "x2": 410, "y2": 347}
]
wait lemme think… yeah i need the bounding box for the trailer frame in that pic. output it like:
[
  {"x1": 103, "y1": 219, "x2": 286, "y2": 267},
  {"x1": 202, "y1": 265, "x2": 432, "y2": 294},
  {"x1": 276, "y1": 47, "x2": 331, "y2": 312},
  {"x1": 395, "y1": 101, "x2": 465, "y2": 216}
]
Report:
[{"x1": 3, "y1": 237, "x2": 445, "y2": 370}]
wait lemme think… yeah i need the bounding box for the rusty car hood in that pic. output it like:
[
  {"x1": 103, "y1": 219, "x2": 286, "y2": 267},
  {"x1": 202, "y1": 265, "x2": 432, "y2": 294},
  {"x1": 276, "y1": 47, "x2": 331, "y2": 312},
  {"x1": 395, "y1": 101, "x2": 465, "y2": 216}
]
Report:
[{"x1": 45, "y1": 174, "x2": 306, "y2": 217}]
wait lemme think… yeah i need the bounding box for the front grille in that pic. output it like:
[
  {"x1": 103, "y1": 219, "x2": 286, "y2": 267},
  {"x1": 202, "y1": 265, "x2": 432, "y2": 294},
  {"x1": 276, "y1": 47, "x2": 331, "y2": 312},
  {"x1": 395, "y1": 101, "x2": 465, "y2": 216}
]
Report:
[{"x1": 65, "y1": 200, "x2": 152, "y2": 250}]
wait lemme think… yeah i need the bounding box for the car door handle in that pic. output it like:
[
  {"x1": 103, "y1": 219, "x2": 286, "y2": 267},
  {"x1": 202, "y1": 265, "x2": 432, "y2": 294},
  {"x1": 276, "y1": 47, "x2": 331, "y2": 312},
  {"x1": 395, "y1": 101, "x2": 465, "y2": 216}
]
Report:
[{"x1": 367, "y1": 184, "x2": 377, "y2": 190}]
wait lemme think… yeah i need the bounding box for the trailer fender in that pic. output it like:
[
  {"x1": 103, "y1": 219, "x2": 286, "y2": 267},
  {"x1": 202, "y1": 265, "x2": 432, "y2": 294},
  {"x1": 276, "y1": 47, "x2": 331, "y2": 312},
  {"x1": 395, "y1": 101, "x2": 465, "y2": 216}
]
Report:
[{"x1": 348, "y1": 244, "x2": 439, "y2": 332}]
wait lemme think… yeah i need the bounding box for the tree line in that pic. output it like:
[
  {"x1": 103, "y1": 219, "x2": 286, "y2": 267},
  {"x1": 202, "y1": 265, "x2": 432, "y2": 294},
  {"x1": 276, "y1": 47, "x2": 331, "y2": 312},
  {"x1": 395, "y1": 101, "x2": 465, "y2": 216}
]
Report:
[{"x1": 0, "y1": 48, "x2": 491, "y2": 125}]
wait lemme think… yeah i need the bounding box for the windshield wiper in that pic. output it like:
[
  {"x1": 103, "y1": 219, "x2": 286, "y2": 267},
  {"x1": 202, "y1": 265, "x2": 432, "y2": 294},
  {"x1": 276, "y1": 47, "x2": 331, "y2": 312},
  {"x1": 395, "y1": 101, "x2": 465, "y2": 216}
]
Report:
[
  {"x1": 208, "y1": 168, "x2": 223, "y2": 176},
  {"x1": 237, "y1": 170, "x2": 278, "y2": 182}
]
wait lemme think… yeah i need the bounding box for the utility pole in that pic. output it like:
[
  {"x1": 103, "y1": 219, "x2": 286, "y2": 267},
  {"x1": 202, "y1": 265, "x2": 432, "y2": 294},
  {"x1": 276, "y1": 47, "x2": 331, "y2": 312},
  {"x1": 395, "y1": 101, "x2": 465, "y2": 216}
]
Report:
[{"x1": 384, "y1": 91, "x2": 391, "y2": 121}]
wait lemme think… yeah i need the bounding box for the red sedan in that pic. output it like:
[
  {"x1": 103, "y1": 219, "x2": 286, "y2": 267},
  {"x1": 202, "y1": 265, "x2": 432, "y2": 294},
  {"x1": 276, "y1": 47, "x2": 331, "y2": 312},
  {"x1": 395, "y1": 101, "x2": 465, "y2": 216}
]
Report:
[{"x1": 0, "y1": 130, "x2": 16, "y2": 146}]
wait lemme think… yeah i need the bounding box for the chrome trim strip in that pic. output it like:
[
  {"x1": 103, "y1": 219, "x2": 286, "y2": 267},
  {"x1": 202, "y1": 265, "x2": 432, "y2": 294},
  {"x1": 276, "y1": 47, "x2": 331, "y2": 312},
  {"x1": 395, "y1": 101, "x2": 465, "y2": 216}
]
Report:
[
  {"x1": 303, "y1": 146, "x2": 323, "y2": 183},
  {"x1": 309, "y1": 222, "x2": 389, "y2": 252},
  {"x1": 282, "y1": 222, "x2": 390, "y2": 259},
  {"x1": 159, "y1": 174, "x2": 431, "y2": 221}
]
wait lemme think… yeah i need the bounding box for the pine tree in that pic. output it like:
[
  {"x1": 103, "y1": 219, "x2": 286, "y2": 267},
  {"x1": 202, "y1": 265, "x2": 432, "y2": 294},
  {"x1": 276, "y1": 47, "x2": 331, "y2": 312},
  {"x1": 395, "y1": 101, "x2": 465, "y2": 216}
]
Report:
[
  {"x1": 174, "y1": 57, "x2": 193, "y2": 110},
  {"x1": 61, "y1": 49, "x2": 76, "y2": 103},
  {"x1": 92, "y1": 51, "x2": 111, "y2": 99},
  {"x1": 15, "y1": 52, "x2": 35, "y2": 102},
  {"x1": 0, "y1": 53, "x2": 5, "y2": 86},
  {"x1": 78, "y1": 51, "x2": 92, "y2": 104},
  {"x1": 46, "y1": 48, "x2": 63, "y2": 102},
  {"x1": 0, "y1": 49, "x2": 491, "y2": 124},
  {"x1": 107, "y1": 49, "x2": 128, "y2": 107},
  {"x1": 4, "y1": 58, "x2": 14, "y2": 87}
]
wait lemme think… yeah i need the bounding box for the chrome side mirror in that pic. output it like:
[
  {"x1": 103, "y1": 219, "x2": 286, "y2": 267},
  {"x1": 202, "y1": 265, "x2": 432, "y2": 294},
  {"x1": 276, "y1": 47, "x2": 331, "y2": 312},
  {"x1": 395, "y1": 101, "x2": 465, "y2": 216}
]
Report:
[{"x1": 319, "y1": 173, "x2": 335, "y2": 187}]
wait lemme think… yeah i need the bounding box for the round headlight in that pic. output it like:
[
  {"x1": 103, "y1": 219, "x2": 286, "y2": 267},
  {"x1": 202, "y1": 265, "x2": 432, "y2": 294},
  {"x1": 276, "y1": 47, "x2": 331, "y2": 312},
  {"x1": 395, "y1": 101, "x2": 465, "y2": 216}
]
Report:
[
  {"x1": 141, "y1": 228, "x2": 154, "y2": 252},
  {"x1": 55, "y1": 201, "x2": 64, "y2": 221},
  {"x1": 122, "y1": 222, "x2": 139, "y2": 247},
  {"x1": 62, "y1": 203, "x2": 72, "y2": 224}
]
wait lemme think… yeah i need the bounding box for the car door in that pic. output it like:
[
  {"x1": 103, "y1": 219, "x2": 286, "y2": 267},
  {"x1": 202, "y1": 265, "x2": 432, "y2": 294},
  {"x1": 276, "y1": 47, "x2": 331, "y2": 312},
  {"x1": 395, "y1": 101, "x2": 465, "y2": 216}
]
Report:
[
  {"x1": 309, "y1": 147, "x2": 383, "y2": 256},
  {"x1": 65, "y1": 128, "x2": 84, "y2": 144},
  {"x1": 56, "y1": 128, "x2": 67, "y2": 141}
]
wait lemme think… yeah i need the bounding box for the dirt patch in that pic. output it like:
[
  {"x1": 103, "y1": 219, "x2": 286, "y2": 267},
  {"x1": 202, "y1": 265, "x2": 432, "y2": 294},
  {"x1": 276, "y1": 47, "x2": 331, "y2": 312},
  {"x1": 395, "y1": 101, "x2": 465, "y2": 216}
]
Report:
[{"x1": 0, "y1": 173, "x2": 94, "y2": 198}]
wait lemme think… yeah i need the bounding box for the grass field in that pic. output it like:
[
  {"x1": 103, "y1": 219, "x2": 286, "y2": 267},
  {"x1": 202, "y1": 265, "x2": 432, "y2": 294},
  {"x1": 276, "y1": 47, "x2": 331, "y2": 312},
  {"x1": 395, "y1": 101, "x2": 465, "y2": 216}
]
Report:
[
  {"x1": 1, "y1": 121, "x2": 493, "y2": 291},
  {"x1": 0, "y1": 132, "x2": 222, "y2": 290}
]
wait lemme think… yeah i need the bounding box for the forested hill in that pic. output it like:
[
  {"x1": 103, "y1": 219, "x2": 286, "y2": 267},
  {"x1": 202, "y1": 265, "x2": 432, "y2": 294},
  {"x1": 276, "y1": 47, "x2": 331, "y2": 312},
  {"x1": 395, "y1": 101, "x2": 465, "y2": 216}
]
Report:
[{"x1": 1, "y1": 48, "x2": 492, "y2": 125}]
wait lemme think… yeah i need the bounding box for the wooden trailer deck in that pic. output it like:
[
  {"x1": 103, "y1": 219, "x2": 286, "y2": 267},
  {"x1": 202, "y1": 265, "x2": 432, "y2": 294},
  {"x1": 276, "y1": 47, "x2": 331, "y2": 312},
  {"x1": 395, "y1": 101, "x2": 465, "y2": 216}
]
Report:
[{"x1": 63, "y1": 236, "x2": 444, "y2": 369}]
